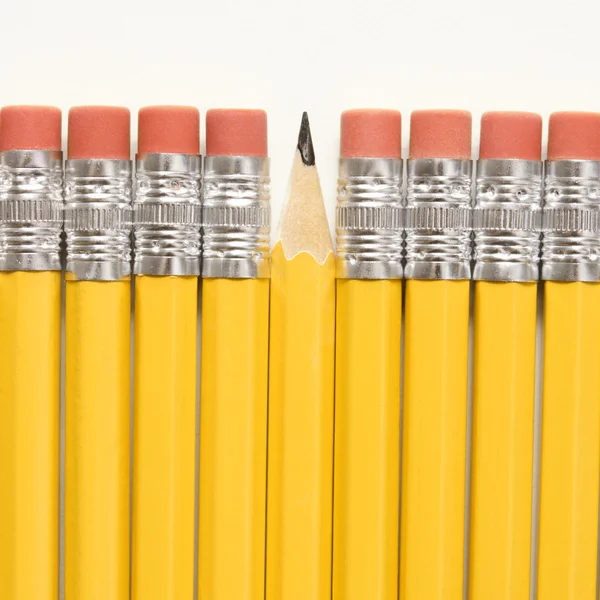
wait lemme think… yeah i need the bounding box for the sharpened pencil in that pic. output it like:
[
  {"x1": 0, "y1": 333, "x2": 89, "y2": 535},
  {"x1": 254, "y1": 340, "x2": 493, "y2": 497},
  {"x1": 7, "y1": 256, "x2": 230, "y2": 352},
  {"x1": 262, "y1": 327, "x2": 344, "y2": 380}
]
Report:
[{"x1": 266, "y1": 112, "x2": 336, "y2": 600}]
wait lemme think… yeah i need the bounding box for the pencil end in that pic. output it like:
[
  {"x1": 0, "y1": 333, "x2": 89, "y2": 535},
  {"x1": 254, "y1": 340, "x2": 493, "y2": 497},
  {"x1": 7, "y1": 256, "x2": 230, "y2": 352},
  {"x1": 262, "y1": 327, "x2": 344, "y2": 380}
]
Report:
[
  {"x1": 275, "y1": 112, "x2": 332, "y2": 262},
  {"x1": 297, "y1": 112, "x2": 315, "y2": 166}
]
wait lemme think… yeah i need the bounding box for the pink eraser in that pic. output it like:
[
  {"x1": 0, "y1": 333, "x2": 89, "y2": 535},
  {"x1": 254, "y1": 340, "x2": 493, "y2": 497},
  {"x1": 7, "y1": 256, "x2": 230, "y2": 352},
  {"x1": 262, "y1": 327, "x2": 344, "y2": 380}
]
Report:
[
  {"x1": 0, "y1": 106, "x2": 62, "y2": 151},
  {"x1": 340, "y1": 109, "x2": 401, "y2": 159},
  {"x1": 479, "y1": 111, "x2": 542, "y2": 161},
  {"x1": 68, "y1": 106, "x2": 131, "y2": 160},
  {"x1": 205, "y1": 109, "x2": 267, "y2": 157},
  {"x1": 409, "y1": 109, "x2": 472, "y2": 159},
  {"x1": 138, "y1": 106, "x2": 200, "y2": 156},
  {"x1": 548, "y1": 112, "x2": 600, "y2": 161}
]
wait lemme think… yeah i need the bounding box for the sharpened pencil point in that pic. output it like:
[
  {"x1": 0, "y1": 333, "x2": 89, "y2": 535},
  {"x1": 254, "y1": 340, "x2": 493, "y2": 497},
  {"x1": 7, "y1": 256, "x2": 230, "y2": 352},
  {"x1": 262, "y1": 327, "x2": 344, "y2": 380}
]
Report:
[{"x1": 297, "y1": 112, "x2": 315, "y2": 166}]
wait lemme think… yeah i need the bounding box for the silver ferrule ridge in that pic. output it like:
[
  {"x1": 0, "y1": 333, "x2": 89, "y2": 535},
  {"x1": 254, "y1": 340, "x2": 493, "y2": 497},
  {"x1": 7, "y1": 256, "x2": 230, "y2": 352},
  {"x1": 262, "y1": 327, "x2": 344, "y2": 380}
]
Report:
[
  {"x1": 64, "y1": 159, "x2": 133, "y2": 281},
  {"x1": 134, "y1": 153, "x2": 202, "y2": 276},
  {"x1": 542, "y1": 160, "x2": 600, "y2": 282},
  {"x1": 202, "y1": 155, "x2": 270, "y2": 278},
  {"x1": 336, "y1": 158, "x2": 403, "y2": 279},
  {"x1": 405, "y1": 158, "x2": 472, "y2": 280},
  {"x1": 0, "y1": 150, "x2": 63, "y2": 271},
  {"x1": 473, "y1": 159, "x2": 542, "y2": 282}
]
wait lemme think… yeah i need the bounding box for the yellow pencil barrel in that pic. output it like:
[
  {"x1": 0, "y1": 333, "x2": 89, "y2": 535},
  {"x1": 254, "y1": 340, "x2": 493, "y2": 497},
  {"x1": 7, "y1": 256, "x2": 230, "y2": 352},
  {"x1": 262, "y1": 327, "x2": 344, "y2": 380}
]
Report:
[
  {"x1": 131, "y1": 113, "x2": 202, "y2": 598},
  {"x1": 267, "y1": 246, "x2": 336, "y2": 600},
  {"x1": 469, "y1": 281, "x2": 537, "y2": 598},
  {"x1": 199, "y1": 130, "x2": 271, "y2": 600},
  {"x1": 63, "y1": 107, "x2": 133, "y2": 599},
  {"x1": 468, "y1": 117, "x2": 544, "y2": 597},
  {"x1": 132, "y1": 275, "x2": 197, "y2": 599},
  {"x1": 401, "y1": 279, "x2": 470, "y2": 599},
  {"x1": 0, "y1": 271, "x2": 61, "y2": 600},
  {"x1": 199, "y1": 278, "x2": 269, "y2": 600},
  {"x1": 332, "y1": 129, "x2": 403, "y2": 600},
  {"x1": 65, "y1": 280, "x2": 131, "y2": 600},
  {"x1": 537, "y1": 281, "x2": 600, "y2": 599},
  {"x1": 537, "y1": 119, "x2": 600, "y2": 599},
  {"x1": 333, "y1": 279, "x2": 401, "y2": 599},
  {"x1": 401, "y1": 116, "x2": 473, "y2": 598},
  {"x1": 0, "y1": 130, "x2": 63, "y2": 600}
]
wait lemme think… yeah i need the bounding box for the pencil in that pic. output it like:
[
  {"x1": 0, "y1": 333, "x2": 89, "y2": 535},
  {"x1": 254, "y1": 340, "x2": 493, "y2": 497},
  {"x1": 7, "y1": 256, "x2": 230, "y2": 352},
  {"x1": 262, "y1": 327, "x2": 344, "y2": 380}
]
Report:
[
  {"x1": 266, "y1": 112, "x2": 335, "y2": 599},
  {"x1": 131, "y1": 107, "x2": 201, "y2": 599},
  {"x1": 537, "y1": 111, "x2": 600, "y2": 600},
  {"x1": 64, "y1": 106, "x2": 132, "y2": 599},
  {"x1": 332, "y1": 109, "x2": 402, "y2": 600},
  {"x1": 468, "y1": 112, "x2": 542, "y2": 599},
  {"x1": 400, "y1": 109, "x2": 472, "y2": 600},
  {"x1": 198, "y1": 109, "x2": 270, "y2": 600},
  {"x1": 0, "y1": 106, "x2": 62, "y2": 599}
]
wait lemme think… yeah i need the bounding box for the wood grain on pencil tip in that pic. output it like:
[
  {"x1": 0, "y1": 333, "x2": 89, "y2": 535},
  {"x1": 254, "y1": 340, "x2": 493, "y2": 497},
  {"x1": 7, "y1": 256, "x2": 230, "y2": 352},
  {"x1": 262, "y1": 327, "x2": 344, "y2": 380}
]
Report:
[{"x1": 276, "y1": 112, "x2": 332, "y2": 264}]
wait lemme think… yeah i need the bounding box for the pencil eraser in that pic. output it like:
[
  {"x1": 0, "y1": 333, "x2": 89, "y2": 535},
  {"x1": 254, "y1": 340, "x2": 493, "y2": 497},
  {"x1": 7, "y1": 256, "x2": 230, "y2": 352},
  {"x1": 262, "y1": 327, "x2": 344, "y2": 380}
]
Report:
[
  {"x1": 206, "y1": 109, "x2": 267, "y2": 157},
  {"x1": 548, "y1": 112, "x2": 600, "y2": 161},
  {"x1": 479, "y1": 111, "x2": 542, "y2": 161},
  {"x1": 0, "y1": 106, "x2": 62, "y2": 151},
  {"x1": 138, "y1": 106, "x2": 200, "y2": 156},
  {"x1": 68, "y1": 106, "x2": 131, "y2": 160},
  {"x1": 340, "y1": 109, "x2": 402, "y2": 159},
  {"x1": 409, "y1": 109, "x2": 472, "y2": 160}
]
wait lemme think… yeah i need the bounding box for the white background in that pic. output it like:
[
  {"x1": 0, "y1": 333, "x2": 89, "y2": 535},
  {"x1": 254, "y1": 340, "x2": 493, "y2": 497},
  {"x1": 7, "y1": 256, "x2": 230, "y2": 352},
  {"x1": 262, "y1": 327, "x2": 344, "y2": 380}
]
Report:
[
  {"x1": 2, "y1": 0, "x2": 598, "y2": 237},
  {"x1": 3, "y1": 1, "x2": 599, "y2": 599}
]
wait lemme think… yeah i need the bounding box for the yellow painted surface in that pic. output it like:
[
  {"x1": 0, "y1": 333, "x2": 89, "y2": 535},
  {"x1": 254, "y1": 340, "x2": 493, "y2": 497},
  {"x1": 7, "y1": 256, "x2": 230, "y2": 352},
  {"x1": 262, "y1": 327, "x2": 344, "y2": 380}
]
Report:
[
  {"x1": 199, "y1": 277, "x2": 269, "y2": 600},
  {"x1": 267, "y1": 245, "x2": 336, "y2": 600},
  {"x1": 469, "y1": 282, "x2": 537, "y2": 599},
  {"x1": 65, "y1": 280, "x2": 131, "y2": 600},
  {"x1": 401, "y1": 279, "x2": 470, "y2": 600},
  {"x1": 537, "y1": 282, "x2": 600, "y2": 600},
  {"x1": 0, "y1": 271, "x2": 61, "y2": 600},
  {"x1": 333, "y1": 278, "x2": 402, "y2": 600},
  {"x1": 132, "y1": 276, "x2": 197, "y2": 599}
]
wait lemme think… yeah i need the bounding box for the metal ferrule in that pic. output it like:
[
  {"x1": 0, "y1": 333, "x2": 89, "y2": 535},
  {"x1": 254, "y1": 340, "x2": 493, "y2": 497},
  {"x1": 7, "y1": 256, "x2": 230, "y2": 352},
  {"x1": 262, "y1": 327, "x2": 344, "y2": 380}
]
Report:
[
  {"x1": 0, "y1": 150, "x2": 63, "y2": 271},
  {"x1": 473, "y1": 159, "x2": 542, "y2": 282},
  {"x1": 336, "y1": 157, "x2": 403, "y2": 279},
  {"x1": 542, "y1": 160, "x2": 600, "y2": 282},
  {"x1": 64, "y1": 159, "x2": 133, "y2": 281},
  {"x1": 405, "y1": 158, "x2": 472, "y2": 280},
  {"x1": 202, "y1": 155, "x2": 270, "y2": 279},
  {"x1": 134, "y1": 153, "x2": 202, "y2": 277}
]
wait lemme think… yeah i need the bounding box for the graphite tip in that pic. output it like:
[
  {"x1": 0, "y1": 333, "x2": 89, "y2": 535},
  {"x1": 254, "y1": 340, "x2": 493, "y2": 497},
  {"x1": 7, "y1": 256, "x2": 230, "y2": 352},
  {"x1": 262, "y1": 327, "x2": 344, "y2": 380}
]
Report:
[{"x1": 297, "y1": 112, "x2": 315, "y2": 166}]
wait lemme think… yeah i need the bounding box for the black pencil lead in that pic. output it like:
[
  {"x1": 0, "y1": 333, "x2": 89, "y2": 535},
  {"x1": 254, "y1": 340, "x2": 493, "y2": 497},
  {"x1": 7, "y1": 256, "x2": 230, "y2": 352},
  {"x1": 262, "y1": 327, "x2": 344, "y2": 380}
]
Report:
[{"x1": 297, "y1": 112, "x2": 315, "y2": 166}]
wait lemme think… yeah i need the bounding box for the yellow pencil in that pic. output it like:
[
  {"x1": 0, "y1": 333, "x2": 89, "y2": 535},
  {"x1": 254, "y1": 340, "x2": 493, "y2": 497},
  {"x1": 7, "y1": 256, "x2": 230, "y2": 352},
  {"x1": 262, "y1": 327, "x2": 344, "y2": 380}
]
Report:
[
  {"x1": 332, "y1": 109, "x2": 403, "y2": 600},
  {"x1": 199, "y1": 109, "x2": 270, "y2": 600},
  {"x1": 537, "y1": 112, "x2": 600, "y2": 600},
  {"x1": 131, "y1": 107, "x2": 201, "y2": 599},
  {"x1": 64, "y1": 106, "x2": 132, "y2": 600},
  {"x1": 266, "y1": 112, "x2": 335, "y2": 599},
  {"x1": 0, "y1": 106, "x2": 63, "y2": 600},
  {"x1": 468, "y1": 112, "x2": 543, "y2": 599},
  {"x1": 401, "y1": 110, "x2": 472, "y2": 600}
]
